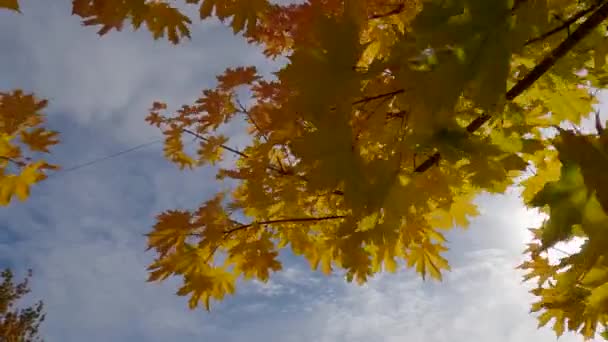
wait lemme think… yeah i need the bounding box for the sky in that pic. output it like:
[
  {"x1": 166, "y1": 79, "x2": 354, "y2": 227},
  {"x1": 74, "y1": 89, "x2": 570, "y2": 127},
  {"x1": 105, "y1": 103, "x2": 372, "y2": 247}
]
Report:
[{"x1": 0, "y1": 1, "x2": 599, "y2": 341}]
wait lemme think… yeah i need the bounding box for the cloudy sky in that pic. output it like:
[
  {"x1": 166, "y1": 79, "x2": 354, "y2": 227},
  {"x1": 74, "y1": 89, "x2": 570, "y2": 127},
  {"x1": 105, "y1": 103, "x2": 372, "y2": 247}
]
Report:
[{"x1": 0, "y1": 1, "x2": 598, "y2": 341}]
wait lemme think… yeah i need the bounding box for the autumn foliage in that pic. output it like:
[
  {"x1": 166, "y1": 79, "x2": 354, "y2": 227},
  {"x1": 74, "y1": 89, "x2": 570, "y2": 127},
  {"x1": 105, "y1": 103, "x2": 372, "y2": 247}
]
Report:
[{"x1": 3, "y1": 0, "x2": 608, "y2": 340}]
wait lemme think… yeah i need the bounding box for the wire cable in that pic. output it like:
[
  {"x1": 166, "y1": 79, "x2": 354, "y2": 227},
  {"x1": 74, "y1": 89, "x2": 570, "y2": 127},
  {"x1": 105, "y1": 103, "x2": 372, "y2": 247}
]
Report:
[{"x1": 46, "y1": 138, "x2": 163, "y2": 179}]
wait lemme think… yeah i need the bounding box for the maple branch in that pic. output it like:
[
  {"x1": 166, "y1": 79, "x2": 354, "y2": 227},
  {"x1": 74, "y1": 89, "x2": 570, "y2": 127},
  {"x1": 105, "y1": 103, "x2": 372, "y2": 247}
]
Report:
[
  {"x1": 352, "y1": 89, "x2": 405, "y2": 105},
  {"x1": 195, "y1": 215, "x2": 347, "y2": 263},
  {"x1": 222, "y1": 215, "x2": 347, "y2": 235},
  {"x1": 524, "y1": 4, "x2": 599, "y2": 46},
  {"x1": 182, "y1": 128, "x2": 250, "y2": 159},
  {"x1": 182, "y1": 127, "x2": 313, "y2": 184},
  {"x1": 369, "y1": 3, "x2": 405, "y2": 20},
  {"x1": 415, "y1": 1, "x2": 608, "y2": 173}
]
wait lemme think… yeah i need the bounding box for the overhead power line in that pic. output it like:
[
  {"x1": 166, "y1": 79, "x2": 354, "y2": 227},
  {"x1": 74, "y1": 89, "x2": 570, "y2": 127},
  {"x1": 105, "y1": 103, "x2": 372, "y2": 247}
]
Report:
[{"x1": 46, "y1": 138, "x2": 163, "y2": 179}]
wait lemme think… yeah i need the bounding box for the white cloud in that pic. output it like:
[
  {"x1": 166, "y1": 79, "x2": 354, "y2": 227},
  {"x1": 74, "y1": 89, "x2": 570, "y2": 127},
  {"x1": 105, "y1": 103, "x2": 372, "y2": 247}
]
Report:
[
  {"x1": 216, "y1": 193, "x2": 584, "y2": 342},
  {"x1": 296, "y1": 248, "x2": 576, "y2": 342}
]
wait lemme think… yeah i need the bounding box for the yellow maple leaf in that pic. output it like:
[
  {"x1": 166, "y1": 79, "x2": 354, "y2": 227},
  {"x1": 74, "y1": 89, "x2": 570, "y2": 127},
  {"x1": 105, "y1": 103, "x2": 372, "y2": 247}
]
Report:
[
  {"x1": 163, "y1": 134, "x2": 195, "y2": 170},
  {"x1": 518, "y1": 255, "x2": 555, "y2": 287},
  {"x1": 228, "y1": 235, "x2": 282, "y2": 281},
  {"x1": 406, "y1": 240, "x2": 450, "y2": 281},
  {"x1": 0, "y1": 133, "x2": 20, "y2": 160},
  {"x1": 537, "y1": 309, "x2": 567, "y2": 337},
  {"x1": 14, "y1": 161, "x2": 46, "y2": 200},
  {"x1": 0, "y1": 161, "x2": 46, "y2": 205},
  {"x1": 179, "y1": 267, "x2": 236, "y2": 310},
  {"x1": 196, "y1": 135, "x2": 228, "y2": 166},
  {"x1": 147, "y1": 210, "x2": 194, "y2": 257}
]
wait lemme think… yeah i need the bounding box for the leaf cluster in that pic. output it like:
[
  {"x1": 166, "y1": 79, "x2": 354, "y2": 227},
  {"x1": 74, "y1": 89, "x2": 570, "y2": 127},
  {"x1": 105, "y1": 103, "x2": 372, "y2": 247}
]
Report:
[
  {"x1": 0, "y1": 90, "x2": 59, "y2": 206},
  {"x1": 520, "y1": 116, "x2": 608, "y2": 339}
]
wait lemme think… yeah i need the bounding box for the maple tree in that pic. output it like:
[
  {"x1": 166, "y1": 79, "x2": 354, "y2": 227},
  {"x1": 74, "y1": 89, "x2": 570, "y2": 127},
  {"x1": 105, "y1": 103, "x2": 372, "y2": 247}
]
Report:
[
  {"x1": 5, "y1": 0, "x2": 608, "y2": 340},
  {"x1": 0, "y1": 268, "x2": 46, "y2": 342}
]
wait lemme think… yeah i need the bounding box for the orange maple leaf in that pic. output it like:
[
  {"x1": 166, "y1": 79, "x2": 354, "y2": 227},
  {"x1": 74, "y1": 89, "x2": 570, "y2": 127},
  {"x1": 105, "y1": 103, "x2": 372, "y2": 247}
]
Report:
[
  {"x1": 20, "y1": 128, "x2": 59, "y2": 153},
  {"x1": 216, "y1": 66, "x2": 260, "y2": 91}
]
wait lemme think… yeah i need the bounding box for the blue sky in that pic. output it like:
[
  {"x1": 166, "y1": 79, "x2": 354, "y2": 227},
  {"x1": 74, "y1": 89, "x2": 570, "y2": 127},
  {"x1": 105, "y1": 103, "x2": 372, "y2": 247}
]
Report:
[{"x1": 0, "y1": 1, "x2": 597, "y2": 341}]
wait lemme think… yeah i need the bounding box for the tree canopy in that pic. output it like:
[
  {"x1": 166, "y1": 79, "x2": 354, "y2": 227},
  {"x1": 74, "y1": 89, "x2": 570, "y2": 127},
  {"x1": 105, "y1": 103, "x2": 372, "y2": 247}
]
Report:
[{"x1": 2, "y1": 0, "x2": 608, "y2": 340}]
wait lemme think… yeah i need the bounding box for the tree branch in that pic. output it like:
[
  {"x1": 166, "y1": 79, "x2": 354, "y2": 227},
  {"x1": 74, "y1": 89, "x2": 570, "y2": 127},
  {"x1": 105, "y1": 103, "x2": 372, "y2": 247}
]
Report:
[
  {"x1": 352, "y1": 89, "x2": 405, "y2": 105},
  {"x1": 184, "y1": 127, "x2": 301, "y2": 176},
  {"x1": 222, "y1": 215, "x2": 347, "y2": 235},
  {"x1": 182, "y1": 128, "x2": 250, "y2": 159},
  {"x1": 524, "y1": 4, "x2": 599, "y2": 46},
  {"x1": 369, "y1": 3, "x2": 405, "y2": 20},
  {"x1": 181, "y1": 128, "x2": 348, "y2": 195},
  {"x1": 414, "y1": 1, "x2": 608, "y2": 173}
]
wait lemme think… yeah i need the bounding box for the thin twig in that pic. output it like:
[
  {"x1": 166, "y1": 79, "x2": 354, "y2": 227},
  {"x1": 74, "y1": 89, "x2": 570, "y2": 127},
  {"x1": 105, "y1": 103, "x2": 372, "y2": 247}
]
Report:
[
  {"x1": 183, "y1": 127, "x2": 312, "y2": 184},
  {"x1": 222, "y1": 215, "x2": 347, "y2": 235},
  {"x1": 352, "y1": 89, "x2": 405, "y2": 105},
  {"x1": 182, "y1": 128, "x2": 249, "y2": 159},
  {"x1": 197, "y1": 215, "x2": 346, "y2": 262},
  {"x1": 236, "y1": 98, "x2": 267, "y2": 141},
  {"x1": 369, "y1": 3, "x2": 405, "y2": 20}
]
